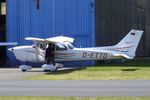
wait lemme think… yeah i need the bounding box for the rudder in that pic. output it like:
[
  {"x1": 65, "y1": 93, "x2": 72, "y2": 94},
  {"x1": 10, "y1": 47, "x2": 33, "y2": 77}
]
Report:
[{"x1": 114, "y1": 29, "x2": 143, "y2": 57}]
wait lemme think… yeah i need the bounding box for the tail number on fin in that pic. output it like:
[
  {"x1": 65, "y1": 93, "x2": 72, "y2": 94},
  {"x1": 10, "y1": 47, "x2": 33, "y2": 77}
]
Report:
[{"x1": 82, "y1": 52, "x2": 107, "y2": 59}]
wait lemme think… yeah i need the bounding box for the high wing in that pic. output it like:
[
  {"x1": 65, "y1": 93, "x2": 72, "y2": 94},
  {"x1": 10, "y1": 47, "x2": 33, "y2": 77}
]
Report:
[
  {"x1": 46, "y1": 36, "x2": 74, "y2": 43},
  {"x1": 0, "y1": 42, "x2": 18, "y2": 46},
  {"x1": 25, "y1": 36, "x2": 74, "y2": 43},
  {"x1": 25, "y1": 37, "x2": 45, "y2": 42}
]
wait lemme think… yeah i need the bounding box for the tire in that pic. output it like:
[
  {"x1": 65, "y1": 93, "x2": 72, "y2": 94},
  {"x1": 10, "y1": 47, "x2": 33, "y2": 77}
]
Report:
[
  {"x1": 44, "y1": 70, "x2": 51, "y2": 72},
  {"x1": 22, "y1": 69, "x2": 27, "y2": 72}
]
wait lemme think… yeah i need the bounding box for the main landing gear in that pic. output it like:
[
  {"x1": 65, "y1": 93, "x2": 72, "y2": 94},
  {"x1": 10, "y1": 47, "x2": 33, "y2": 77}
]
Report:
[
  {"x1": 19, "y1": 63, "x2": 63, "y2": 72},
  {"x1": 42, "y1": 43, "x2": 56, "y2": 72},
  {"x1": 42, "y1": 63, "x2": 64, "y2": 72}
]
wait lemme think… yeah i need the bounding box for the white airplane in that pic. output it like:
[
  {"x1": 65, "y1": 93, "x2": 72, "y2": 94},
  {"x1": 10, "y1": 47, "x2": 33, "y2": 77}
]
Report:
[{"x1": 8, "y1": 29, "x2": 143, "y2": 72}]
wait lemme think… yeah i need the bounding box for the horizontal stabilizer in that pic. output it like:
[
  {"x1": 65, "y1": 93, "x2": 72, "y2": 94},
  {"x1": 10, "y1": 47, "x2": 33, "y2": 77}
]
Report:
[{"x1": 113, "y1": 54, "x2": 133, "y2": 59}]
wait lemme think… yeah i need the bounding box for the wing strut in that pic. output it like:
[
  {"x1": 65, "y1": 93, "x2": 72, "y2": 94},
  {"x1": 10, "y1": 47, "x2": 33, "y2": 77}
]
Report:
[{"x1": 34, "y1": 41, "x2": 39, "y2": 61}]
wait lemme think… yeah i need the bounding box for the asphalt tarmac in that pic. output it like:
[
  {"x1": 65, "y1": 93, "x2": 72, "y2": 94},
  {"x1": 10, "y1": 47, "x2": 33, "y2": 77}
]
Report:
[{"x1": 0, "y1": 80, "x2": 150, "y2": 96}]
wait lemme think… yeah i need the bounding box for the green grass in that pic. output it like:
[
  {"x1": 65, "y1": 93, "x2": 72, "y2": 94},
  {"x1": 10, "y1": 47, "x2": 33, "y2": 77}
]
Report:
[
  {"x1": 25, "y1": 59, "x2": 150, "y2": 80},
  {"x1": 97, "y1": 59, "x2": 150, "y2": 67},
  {"x1": 25, "y1": 66, "x2": 150, "y2": 80},
  {"x1": 0, "y1": 96, "x2": 150, "y2": 100}
]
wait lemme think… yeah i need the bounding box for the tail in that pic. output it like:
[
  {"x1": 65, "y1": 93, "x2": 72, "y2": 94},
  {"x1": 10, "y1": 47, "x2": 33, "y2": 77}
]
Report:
[{"x1": 113, "y1": 29, "x2": 143, "y2": 58}]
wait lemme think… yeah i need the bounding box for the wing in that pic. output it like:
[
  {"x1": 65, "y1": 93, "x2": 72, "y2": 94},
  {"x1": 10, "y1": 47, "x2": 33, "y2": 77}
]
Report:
[
  {"x1": 25, "y1": 37, "x2": 45, "y2": 42},
  {"x1": 0, "y1": 42, "x2": 18, "y2": 46},
  {"x1": 45, "y1": 36, "x2": 74, "y2": 43},
  {"x1": 25, "y1": 36, "x2": 74, "y2": 43}
]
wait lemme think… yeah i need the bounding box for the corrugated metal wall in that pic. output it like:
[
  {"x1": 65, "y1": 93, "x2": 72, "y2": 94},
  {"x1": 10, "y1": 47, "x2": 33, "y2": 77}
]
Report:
[
  {"x1": 6, "y1": 0, "x2": 95, "y2": 66},
  {"x1": 95, "y1": 0, "x2": 150, "y2": 57}
]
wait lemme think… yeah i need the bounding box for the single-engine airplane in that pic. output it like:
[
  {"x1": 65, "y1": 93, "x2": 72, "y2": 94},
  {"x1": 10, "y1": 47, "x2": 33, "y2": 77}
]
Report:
[{"x1": 9, "y1": 29, "x2": 143, "y2": 72}]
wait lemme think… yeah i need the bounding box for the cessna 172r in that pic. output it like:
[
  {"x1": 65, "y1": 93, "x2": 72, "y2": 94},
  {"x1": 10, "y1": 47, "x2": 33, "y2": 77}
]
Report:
[{"x1": 9, "y1": 29, "x2": 143, "y2": 72}]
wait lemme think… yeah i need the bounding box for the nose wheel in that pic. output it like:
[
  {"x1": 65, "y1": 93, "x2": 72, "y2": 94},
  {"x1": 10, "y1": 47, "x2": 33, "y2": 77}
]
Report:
[{"x1": 19, "y1": 65, "x2": 32, "y2": 72}]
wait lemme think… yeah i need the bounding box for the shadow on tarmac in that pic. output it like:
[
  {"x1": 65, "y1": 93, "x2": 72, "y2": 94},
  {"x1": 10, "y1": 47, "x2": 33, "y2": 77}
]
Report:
[
  {"x1": 26, "y1": 67, "x2": 86, "y2": 75},
  {"x1": 45, "y1": 67, "x2": 86, "y2": 75},
  {"x1": 121, "y1": 68, "x2": 139, "y2": 71}
]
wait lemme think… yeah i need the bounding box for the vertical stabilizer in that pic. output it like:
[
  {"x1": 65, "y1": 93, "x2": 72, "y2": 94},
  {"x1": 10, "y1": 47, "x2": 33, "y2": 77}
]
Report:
[{"x1": 114, "y1": 29, "x2": 143, "y2": 57}]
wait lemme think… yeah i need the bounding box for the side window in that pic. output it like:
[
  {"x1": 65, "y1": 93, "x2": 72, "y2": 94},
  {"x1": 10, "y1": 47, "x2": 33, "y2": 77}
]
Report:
[
  {"x1": 40, "y1": 44, "x2": 47, "y2": 50},
  {"x1": 37, "y1": 43, "x2": 47, "y2": 50},
  {"x1": 56, "y1": 43, "x2": 67, "y2": 50}
]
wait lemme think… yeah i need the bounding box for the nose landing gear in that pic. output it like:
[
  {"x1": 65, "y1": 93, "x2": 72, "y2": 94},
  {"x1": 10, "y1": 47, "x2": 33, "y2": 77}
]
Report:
[{"x1": 19, "y1": 65, "x2": 32, "y2": 72}]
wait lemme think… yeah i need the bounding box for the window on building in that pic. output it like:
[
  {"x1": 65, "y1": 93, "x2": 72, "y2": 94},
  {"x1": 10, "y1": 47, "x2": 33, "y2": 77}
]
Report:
[{"x1": 1, "y1": 2, "x2": 6, "y2": 15}]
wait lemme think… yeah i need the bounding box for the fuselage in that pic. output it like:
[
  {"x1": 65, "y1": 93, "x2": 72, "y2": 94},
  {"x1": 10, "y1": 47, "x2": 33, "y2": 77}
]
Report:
[{"x1": 10, "y1": 45, "x2": 115, "y2": 63}]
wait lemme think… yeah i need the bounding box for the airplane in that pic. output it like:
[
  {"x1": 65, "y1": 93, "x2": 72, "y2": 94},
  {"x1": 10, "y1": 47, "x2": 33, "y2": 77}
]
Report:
[{"x1": 8, "y1": 29, "x2": 143, "y2": 72}]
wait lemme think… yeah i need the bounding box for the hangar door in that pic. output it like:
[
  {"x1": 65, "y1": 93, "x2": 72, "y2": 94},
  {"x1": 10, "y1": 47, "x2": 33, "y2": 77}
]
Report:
[
  {"x1": 0, "y1": 0, "x2": 8, "y2": 66},
  {"x1": 6, "y1": 0, "x2": 95, "y2": 66}
]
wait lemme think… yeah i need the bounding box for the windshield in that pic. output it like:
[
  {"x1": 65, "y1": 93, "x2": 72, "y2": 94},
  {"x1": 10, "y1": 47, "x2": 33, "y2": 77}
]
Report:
[{"x1": 67, "y1": 42, "x2": 74, "y2": 49}]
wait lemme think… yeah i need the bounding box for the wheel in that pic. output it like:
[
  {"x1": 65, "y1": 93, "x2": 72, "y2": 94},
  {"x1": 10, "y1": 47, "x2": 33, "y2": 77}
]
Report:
[
  {"x1": 22, "y1": 69, "x2": 27, "y2": 72},
  {"x1": 54, "y1": 67, "x2": 59, "y2": 71},
  {"x1": 19, "y1": 65, "x2": 32, "y2": 72},
  {"x1": 51, "y1": 69, "x2": 57, "y2": 72},
  {"x1": 44, "y1": 70, "x2": 51, "y2": 72}
]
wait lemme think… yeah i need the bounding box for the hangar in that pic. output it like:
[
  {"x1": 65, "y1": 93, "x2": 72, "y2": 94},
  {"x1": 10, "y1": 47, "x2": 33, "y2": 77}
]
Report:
[
  {"x1": 0, "y1": 0, "x2": 7, "y2": 66},
  {"x1": 0, "y1": 0, "x2": 149, "y2": 66},
  {"x1": 95, "y1": 0, "x2": 150, "y2": 58},
  {"x1": 6, "y1": 0, "x2": 95, "y2": 66}
]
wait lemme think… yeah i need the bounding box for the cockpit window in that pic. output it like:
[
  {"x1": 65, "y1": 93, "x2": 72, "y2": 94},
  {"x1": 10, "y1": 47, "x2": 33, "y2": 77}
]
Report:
[
  {"x1": 56, "y1": 43, "x2": 67, "y2": 50},
  {"x1": 67, "y1": 42, "x2": 74, "y2": 49}
]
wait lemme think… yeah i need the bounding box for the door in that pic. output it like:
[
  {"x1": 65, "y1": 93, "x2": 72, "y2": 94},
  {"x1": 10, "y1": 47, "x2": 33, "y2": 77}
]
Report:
[
  {"x1": 45, "y1": 43, "x2": 55, "y2": 65},
  {"x1": 0, "y1": 0, "x2": 8, "y2": 66}
]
